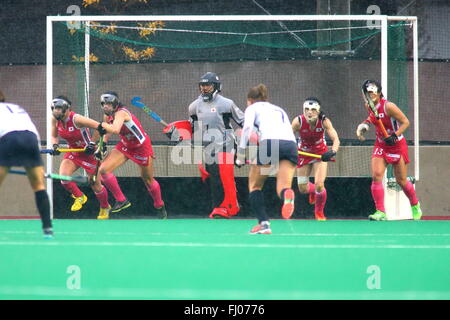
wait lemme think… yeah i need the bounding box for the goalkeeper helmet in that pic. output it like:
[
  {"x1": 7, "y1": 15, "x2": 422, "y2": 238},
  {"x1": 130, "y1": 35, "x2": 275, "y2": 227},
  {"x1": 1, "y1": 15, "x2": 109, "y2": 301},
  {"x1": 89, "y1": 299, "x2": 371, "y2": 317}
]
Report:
[
  {"x1": 51, "y1": 96, "x2": 71, "y2": 120},
  {"x1": 362, "y1": 79, "x2": 382, "y2": 94},
  {"x1": 199, "y1": 72, "x2": 222, "y2": 102}
]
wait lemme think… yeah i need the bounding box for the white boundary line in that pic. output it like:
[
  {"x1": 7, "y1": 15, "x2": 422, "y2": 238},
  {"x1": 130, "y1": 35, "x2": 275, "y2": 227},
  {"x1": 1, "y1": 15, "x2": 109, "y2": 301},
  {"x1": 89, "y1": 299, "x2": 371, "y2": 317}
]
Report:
[{"x1": 1, "y1": 241, "x2": 449, "y2": 249}]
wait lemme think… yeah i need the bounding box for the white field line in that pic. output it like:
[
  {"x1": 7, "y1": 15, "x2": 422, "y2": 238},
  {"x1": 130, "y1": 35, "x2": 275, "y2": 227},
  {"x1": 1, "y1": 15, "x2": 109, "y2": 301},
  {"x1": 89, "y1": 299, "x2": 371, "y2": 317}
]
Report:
[
  {"x1": 0, "y1": 285, "x2": 447, "y2": 300},
  {"x1": 0, "y1": 240, "x2": 449, "y2": 249}
]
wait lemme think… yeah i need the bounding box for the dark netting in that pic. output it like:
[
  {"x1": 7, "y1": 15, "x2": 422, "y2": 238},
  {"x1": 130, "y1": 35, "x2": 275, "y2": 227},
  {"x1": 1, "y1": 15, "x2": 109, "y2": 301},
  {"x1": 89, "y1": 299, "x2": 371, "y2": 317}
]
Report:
[{"x1": 51, "y1": 19, "x2": 412, "y2": 177}]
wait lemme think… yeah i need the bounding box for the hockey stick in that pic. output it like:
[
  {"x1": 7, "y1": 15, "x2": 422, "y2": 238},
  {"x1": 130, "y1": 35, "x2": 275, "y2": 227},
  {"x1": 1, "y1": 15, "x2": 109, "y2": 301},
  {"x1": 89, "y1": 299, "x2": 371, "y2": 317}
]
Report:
[
  {"x1": 91, "y1": 135, "x2": 104, "y2": 184},
  {"x1": 9, "y1": 169, "x2": 89, "y2": 185},
  {"x1": 131, "y1": 96, "x2": 169, "y2": 127},
  {"x1": 362, "y1": 89, "x2": 389, "y2": 138},
  {"x1": 40, "y1": 148, "x2": 85, "y2": 154},
  {"x1": 298, "y1": 150, "x2": 336, "y2": 162},
  {"x1": 298, "y1": 150, "x2": 322, "y2": 159},
  {"x1": 131, "y1": 96, "x2": 181, "y2": 141}
]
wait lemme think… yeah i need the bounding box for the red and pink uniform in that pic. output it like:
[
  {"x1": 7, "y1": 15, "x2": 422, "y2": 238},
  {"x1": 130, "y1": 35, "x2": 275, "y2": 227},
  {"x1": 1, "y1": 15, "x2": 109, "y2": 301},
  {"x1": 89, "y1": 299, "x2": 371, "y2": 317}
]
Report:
[
  {"x1": 367, "y1": 98, "x2": 409, "y2": 164},
  {"x1": 57, "y1": 111, "x2": 97, "y2": 174},
  {"x1": 296, "y1": 114, "x2": 328, "y2": 168},
  {"x1": 107, "y1": 107, "x2": 154, "y2": 166}
]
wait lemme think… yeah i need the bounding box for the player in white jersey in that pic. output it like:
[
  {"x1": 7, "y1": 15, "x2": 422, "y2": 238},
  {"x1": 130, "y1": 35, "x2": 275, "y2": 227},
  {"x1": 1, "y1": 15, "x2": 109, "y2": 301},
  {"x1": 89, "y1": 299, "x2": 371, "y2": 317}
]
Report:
[
  {"x1": 236, "y1": 84, "x2": 298, "y2": 234},
  {"x1": 0, "y1": 90, "x2": 53, "y2": 238}
]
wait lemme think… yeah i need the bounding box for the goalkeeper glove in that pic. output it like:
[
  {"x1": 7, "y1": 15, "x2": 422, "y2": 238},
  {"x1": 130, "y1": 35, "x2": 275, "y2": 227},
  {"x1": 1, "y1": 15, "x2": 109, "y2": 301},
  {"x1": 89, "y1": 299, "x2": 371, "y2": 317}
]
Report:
[{"x1": 165, "y1": 125, "x2": 182, "y2": 142}]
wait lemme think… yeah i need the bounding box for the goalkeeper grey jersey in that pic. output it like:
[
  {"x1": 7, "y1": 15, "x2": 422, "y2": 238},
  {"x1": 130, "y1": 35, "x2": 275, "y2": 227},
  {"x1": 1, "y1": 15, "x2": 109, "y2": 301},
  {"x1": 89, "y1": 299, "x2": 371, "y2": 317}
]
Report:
[{"x1": 188, "y1": 94, "x2": 244, "y2": 154}]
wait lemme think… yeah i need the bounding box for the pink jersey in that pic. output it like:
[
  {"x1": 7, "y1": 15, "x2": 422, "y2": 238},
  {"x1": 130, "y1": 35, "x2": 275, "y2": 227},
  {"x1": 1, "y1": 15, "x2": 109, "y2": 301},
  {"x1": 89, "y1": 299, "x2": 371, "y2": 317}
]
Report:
[
  {"x1": 367, "y1": 98, "x2": 409, "y2": 164},
  {"x1": 107, "y1": 107, "x2": 154, "y2": 166},
  {"x1": 296, "y1": 114, "x2": 328, "y2": 168},
  {"x1": 296, "y1": 114, "x2": 328, "y2": 154},
  {"x1": 367, "y1": 98, "x2": 404, "y2": 147},
  {"x1": 107, "y1": 107, "x2": 150, "y2": 149},
  {"x1": 57, "y1": 111, "x2": 98, "y2": 174},
  {"x1": 57, "y1": 112, "x2": 91, "y2": 149}
]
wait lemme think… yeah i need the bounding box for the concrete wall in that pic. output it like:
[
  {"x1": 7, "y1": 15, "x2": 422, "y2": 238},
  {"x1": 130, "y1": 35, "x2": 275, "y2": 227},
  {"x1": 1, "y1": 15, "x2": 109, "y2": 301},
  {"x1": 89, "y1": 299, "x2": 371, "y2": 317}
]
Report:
[{"x1": 1, "y1": 145, "x2": 448, "y2": 217}]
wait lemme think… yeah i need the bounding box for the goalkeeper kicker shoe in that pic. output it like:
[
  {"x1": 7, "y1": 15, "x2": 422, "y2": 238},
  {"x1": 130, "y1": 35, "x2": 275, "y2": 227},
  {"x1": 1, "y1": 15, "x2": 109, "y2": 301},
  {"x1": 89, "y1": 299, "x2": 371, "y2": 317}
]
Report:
[
  {"x1": 71, "y1": 194, "x2": 87, "y2": 211},
  {"x1": 97, "y1": 205, "x2": 111, "y2": 220},
  {"x1": 368, "y1": 210, "x2": 387, "y2": 221},
  {"x1": 111, "y1": 199, "x2": 131, "y2": 213},
  {"x1": 411, "y1": 202, "x2": 422, "y2": 220},
  {"x1": 209, "y1": 207, "x2": 231, "y2": 219},
  {"x1": 250, "y1": 221, "x2": 272, "y2": 235}
]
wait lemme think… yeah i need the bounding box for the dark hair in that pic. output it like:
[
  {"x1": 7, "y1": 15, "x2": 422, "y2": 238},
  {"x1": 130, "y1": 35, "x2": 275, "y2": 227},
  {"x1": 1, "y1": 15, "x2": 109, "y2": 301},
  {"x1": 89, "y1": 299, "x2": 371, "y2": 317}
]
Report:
[
  {"x1": 304, "y1": 97, "x2": 321, "y2": 105},
  {"x1": 54, "y1": 95, "x2": 72, "y2": 107},
  {"x1": 0, "y1": 90, "x2": 5, "y2": 102},
  {"x1": 247, "y1": 84, "x2": 268, "y2": 102}
]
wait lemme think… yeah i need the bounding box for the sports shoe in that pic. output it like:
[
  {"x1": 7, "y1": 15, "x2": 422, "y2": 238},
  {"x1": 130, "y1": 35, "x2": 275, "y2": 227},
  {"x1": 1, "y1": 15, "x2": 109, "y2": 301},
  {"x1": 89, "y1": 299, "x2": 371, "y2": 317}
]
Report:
[
  {"x1": 309, "y1": 191, "x2": 316, "y2": 205},
  {"x1": 209, "y1": 207, "x2": 231, "y2": 219},
  {"x1": 281, "y1": 189, "x2": 295, "y2": 219},
  {"x1": 155, "y1": 205, "x2": 168, "y2": 219},
  {"x1": 43, "y1": 228, "x2": 54, "y2": 239},
  {"x1": 71, "y1": 194, "x2": 87, "y2": 212},
  {"x1": 97, "y1": 205, "x2": 111, "y2": 220},
  {"x1": 111, "y1": 199, "x2": 131, "y2": 213},
  {"x1": 250, "y1": 221, "x2": 272, "y2": 235},
  {"x1": 411, "y1": 202, "x2": 422, "y2": 220},
  {"x1": 315, "y1": 211, "x2": 327, "y2": 221},
  {"x1": 368, "y1": 210, "x2": 387, "y2": 221}
]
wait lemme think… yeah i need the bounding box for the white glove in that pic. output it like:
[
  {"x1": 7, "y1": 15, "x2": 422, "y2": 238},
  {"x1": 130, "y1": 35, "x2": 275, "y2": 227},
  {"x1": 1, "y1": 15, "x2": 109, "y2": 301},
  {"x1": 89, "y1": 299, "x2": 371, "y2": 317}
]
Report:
[{"x1": 356, "y1": 123, "x2": 369, "y2": 141}]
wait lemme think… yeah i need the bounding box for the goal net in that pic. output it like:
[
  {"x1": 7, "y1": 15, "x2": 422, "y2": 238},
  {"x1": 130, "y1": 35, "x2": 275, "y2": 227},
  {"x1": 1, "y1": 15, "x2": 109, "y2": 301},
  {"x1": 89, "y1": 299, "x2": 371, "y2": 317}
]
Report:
[{"x1": 47, "y1": 15, "x2": 419, "y2": 218}]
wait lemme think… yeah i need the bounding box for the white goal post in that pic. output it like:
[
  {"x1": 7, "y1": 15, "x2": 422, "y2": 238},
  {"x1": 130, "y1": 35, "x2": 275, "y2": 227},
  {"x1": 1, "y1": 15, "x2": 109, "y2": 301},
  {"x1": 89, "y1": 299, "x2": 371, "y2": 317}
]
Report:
[{"x1": 46, "y1": 15, "x2": 419, "y2": 219}]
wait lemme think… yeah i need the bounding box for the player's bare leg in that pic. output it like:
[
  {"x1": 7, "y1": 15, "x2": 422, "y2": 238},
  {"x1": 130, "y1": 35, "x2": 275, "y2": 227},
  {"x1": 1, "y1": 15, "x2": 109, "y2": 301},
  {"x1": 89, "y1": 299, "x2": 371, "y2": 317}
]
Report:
[
  {"x1": 0, "y1": 166, "x2": 8, "y2": 187},
  {"x1": 297, "y1": 165, "x2": 315, "y2": 204}
]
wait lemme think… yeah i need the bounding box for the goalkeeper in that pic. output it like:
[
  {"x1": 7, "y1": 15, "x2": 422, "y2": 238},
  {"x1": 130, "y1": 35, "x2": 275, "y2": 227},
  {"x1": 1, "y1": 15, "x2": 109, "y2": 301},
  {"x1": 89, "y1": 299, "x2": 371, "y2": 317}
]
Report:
[
  {"x1": 291, "y1": 97, "x2": 340, "y2": 221},
  {"x1": 186, "y1": 72, "x2": 244, "y2": 219},
  {"x1": 356, "y1": 80, "x2": 422, "y2": 221}
]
